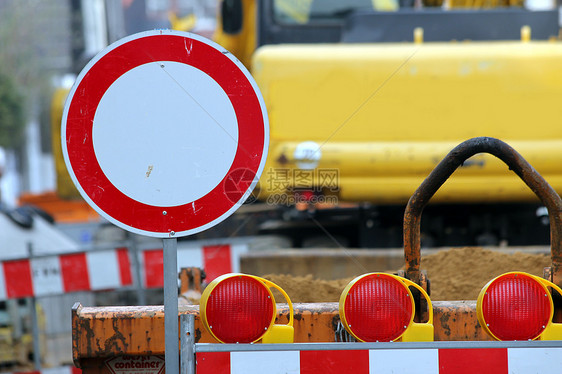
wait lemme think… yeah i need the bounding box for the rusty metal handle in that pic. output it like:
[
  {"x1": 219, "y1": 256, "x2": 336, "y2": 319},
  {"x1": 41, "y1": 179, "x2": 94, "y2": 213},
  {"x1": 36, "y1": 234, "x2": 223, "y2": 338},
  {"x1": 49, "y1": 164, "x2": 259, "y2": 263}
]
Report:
[{"x1": 404, "y1": 137, "x2": 562, "y2": 287}]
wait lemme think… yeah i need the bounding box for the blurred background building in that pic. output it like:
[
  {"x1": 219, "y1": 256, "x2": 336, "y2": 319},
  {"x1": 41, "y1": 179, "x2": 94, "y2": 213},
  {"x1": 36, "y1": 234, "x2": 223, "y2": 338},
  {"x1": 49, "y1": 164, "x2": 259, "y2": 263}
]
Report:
[{"x1": 0, "y1": 0, "x2": 217, "y2": 208}]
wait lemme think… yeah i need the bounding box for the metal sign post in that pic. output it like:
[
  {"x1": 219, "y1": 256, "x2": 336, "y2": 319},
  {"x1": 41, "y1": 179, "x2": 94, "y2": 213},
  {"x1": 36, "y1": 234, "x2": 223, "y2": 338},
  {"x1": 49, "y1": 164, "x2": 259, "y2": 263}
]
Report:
[
  {"x1": 27, "y1": 244, "x2": 41, "y2": 371},
  {"x1": 180, "y1": 313, "x2": 195, "y2": 374},
  {"x1": 164, "y1": 238, "x2": 179, "y2": 373}
]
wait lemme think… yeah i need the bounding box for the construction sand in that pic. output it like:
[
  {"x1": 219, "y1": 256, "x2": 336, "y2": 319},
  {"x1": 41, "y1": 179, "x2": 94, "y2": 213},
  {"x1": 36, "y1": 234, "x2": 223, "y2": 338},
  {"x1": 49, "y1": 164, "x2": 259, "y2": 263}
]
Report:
[{"x1": 264, "y1": 247, "x2": 551, "y2": 302}]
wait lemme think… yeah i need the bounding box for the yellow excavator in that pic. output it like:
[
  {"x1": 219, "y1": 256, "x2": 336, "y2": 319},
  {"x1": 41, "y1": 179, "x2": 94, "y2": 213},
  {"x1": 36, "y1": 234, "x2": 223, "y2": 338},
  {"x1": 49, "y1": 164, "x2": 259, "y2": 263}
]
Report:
[
  {"x1": 52, "y1": 0, "x2": 562, "y2": 247},
  {"x1": 209, "y1": 0, "x2": 562, "y2": 247}
]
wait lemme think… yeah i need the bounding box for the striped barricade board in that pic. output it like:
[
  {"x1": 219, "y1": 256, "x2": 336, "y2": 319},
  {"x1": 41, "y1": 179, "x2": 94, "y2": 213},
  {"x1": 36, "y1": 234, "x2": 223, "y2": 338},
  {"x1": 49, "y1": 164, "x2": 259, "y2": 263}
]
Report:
[
  {"x1": 0, "y1": 242, "x2": 247, "y2": 300},
  {"x1": 0, "y1": 248, "x2": 132, "y2": 300},
  {"x1": 191, "y1": 341, "x2": 562, "y2": 374},
  {"x1": 142, "y1": 242, "x2": 248, "y2": 289}
]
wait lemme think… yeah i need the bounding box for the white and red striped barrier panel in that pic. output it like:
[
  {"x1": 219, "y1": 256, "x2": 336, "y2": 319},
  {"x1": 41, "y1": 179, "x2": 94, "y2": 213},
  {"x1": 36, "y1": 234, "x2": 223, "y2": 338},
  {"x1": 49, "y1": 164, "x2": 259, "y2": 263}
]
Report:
[
  {"x1": 0, "y1": 243, "x2": 247, "y2": 299},
  {"x1": 142, "y1": 243, "x2": 247, "y2": 288},
  {"x1": 8, "y1": 366, "x2": 81, "y2": 374},
  {"x1": 196, "y1": 347, "x2": 562, "y2": 374},
  {"x1": 0, "y1": 249, "x2": 132, "y2": 300}
]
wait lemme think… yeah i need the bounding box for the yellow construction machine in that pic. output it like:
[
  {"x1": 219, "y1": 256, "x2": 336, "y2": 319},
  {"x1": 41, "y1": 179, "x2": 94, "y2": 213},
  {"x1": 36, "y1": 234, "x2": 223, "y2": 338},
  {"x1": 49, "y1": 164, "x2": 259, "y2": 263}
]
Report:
[
  {"x1": 206, "y1": 0, "x2": 562, "y2": 247},
  {"x1": 52, "y1": 0, "x2": 562, "y2": 247}
]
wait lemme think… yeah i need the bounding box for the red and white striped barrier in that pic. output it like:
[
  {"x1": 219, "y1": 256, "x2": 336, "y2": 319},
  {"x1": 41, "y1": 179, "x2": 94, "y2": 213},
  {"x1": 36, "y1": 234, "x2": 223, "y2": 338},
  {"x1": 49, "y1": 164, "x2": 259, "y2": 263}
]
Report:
[
  {"x1": 0, "y1": 243, "x2": 247, "y2": 299},
  {"x1": 142, "y1": 243, "x2": 247, "y2": 288},
  {"x1": 8, "y1": 366, "x2": 81, "y2": 374},
  {"x1": 0, "y1": 249, "x2": 131, "y2": 300},
  {"x1": 196, "y1": 347, "x2": 562, "y2": 374}
]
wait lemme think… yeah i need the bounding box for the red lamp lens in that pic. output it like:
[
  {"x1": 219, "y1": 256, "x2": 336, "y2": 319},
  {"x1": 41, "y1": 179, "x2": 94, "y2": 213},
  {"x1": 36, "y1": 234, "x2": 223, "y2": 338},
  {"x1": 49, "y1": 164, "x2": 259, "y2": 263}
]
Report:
[
  {"x1": 205, "y1": 276, "x2": 274, "y2": 343},
  {"x1": 344, "y1": 274, "x2": 413, "y2": 342},
  {"x1": 482, "y1": 273, "x2": 551, "y2": 340}
]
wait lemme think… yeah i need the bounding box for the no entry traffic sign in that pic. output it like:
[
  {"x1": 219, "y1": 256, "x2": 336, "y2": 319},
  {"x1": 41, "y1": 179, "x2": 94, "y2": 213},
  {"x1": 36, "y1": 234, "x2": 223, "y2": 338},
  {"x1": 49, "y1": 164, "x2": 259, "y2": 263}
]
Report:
[{"x1": 62, "y1": 30, "x2": 269, "y2": 238}]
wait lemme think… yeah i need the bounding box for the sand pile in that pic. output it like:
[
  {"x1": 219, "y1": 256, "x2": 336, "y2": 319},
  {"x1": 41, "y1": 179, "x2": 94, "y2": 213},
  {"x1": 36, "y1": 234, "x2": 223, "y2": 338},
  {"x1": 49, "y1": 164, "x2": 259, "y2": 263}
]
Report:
[{"x1": 263, "y1": 247, "x2": 550, "y2": 302}]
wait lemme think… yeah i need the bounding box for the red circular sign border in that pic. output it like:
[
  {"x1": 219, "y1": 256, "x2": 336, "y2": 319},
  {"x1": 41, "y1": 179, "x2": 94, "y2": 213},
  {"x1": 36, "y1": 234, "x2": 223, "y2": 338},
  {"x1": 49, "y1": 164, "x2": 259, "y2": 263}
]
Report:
[{"x1": 63, "y1": 31, "x2": 266, "y2": 237}]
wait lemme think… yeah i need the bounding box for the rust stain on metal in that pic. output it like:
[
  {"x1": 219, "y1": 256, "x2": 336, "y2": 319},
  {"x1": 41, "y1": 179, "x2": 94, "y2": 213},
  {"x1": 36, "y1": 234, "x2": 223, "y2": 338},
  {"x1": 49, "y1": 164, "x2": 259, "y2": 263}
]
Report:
[
  {"x1": 439, "y1": 311, "x2": 451, "y2": 337},
  {"x1": 73, "y1": 304, "x2": 167, "y2": 361},
  {"x1": 276, "y1": 303, "x2": 340, "y2": 342},
  {"x1": 433, "y1": 301, "x2": 490, "y2": 341}
]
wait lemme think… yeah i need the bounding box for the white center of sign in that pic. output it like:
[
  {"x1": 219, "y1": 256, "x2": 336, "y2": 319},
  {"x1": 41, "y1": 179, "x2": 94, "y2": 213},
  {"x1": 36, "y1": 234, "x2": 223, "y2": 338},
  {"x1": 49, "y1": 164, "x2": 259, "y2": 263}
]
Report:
[{"x1": 93, "y1": 61, "x2": 238, "y2": 207}]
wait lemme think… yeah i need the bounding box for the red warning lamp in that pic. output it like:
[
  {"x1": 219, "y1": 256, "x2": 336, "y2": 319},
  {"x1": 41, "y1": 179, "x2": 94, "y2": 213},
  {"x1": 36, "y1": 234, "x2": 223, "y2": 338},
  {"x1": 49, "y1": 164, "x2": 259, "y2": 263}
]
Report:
[
  {"x1": 200, "y1": 274, "x2": 294, "y2": 344},
  {"x1": 477, "y1": 272, "x2": 562, "y2": 341},
  {"x1": 339, "y1": 273, "x2": 433, "y2": 342}
]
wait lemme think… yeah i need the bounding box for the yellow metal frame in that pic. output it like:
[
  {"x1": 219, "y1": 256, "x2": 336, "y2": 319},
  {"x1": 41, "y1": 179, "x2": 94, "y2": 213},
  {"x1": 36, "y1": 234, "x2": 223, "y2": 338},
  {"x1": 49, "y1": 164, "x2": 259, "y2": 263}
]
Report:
[
  {"x1": 339, "y1": 273, "x2": 434, "y2": 342},
  {"x1": 200, "y1": 273, "x2": 294, "y2": 343},
  {"x1": 477, "y1": 271, "x2": 562, "y2": 341}
]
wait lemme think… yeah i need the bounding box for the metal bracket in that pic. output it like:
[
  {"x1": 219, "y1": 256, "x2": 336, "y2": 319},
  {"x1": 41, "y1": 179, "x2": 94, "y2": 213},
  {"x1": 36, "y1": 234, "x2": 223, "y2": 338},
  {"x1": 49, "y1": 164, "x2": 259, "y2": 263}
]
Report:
[{"x1": 403, "y1": 137, "x2": 562, "y2": 290}]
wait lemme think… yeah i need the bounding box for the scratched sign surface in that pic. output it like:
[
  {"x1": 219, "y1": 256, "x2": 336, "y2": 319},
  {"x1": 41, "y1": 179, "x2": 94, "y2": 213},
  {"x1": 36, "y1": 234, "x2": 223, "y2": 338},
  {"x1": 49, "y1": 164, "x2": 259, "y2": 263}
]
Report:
[{"x1": 61, "y1": 30, "x2": 269, "y2": 238}]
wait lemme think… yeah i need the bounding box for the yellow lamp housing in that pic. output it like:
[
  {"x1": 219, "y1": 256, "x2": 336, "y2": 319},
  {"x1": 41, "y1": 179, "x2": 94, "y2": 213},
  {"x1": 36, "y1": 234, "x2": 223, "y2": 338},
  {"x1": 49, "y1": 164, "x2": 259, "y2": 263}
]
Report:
[
  {"x1": 339, "y1": 273, "x2": 434, "y2": 342},
  {"x1": 477, "y1": 271, "x2": 562, "y2": 341},
  {"x1": 200, "y1": 273, "x2": 294, "y2": 344}
]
